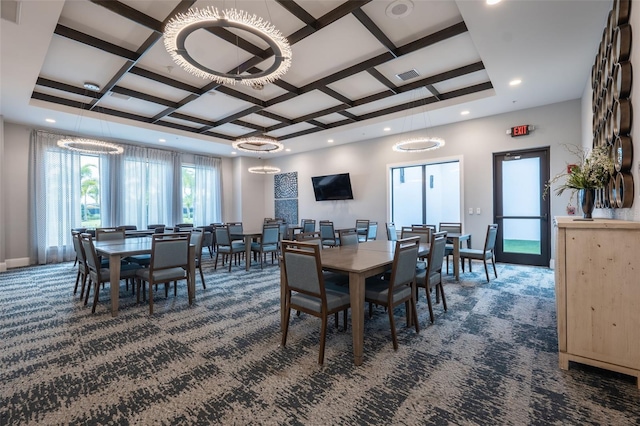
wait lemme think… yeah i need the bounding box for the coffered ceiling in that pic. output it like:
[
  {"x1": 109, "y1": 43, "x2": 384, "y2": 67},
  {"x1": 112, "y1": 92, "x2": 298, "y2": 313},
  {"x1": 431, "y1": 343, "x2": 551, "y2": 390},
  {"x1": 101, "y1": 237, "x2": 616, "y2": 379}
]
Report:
[{"x1": 0, "y1": 0, "x2": 611, "y2": 156}]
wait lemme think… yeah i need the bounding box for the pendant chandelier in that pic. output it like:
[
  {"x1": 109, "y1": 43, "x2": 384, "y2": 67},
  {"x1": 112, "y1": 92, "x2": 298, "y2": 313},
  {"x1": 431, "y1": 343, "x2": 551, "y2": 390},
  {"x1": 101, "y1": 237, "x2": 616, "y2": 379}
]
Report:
[
  {"x1": 248, "y1": 157, "x2": 281, "y2": 174},
  {"x1": 57, "y1": 82, "x2": 123, "y2": 155},
  {"x1": 163, "y1": 7, "x2": 292, "y2": 87},
  {"x1": 393, "y1": 86, "x2": 445, "y2": 152},
  {"x1": 232, "y1": 135, "x2": 284, "y2": 153}
]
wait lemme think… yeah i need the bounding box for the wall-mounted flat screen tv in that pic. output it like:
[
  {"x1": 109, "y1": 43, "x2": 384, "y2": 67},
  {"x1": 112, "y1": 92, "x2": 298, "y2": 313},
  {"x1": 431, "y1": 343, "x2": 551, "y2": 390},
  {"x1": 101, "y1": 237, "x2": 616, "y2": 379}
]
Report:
[{"x1": 311, "y1": 173, "x2": 354, "y2": 201}]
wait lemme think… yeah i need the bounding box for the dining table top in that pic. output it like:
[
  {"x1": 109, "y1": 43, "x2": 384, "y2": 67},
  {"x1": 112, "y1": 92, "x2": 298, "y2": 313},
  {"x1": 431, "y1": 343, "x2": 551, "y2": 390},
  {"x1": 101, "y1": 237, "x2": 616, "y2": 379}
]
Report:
[{"x1": 319, "y1": 240, "x2": 429, "y2": 273}]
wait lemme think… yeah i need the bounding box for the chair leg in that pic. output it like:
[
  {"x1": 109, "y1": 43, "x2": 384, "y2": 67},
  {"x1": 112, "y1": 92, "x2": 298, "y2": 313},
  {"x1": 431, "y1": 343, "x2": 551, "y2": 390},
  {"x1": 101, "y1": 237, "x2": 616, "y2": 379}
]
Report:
[
  {"x1": 149, "y1": 281, "x2": 154, "y2": 315},
  {"x1": 492, "y1": 255, "x2": 498, "y2": 278},
  {"x1": 84, "y1": 279, "x2": 92, "y2": 306},
  {"x1": 74, "y1": 270, "x2": 81, "y2": 295},
  {"x1": 281, "y1": 305, "x2": 291, "y2": 346},
  {"x1": 425, "y1": 285, "x2": 435, "y2": 324},
  {"x1": 199, "y1": 266, "x2": 206, "y2": 289},
  {"x1": 439, "y1": 283, "x2": 447, "y2": 312},
  {"x1": 484, "y1": 259, "x2": 490, "y2": 282},
  {"x1": 214, "y1": 252, "x2": 220, "y2": 270},
  {"x1": 388, "y1": 304, "x2": 398, "y2": 351},
  {"x1": 410, "y1": 297, "x2": 420, "y2": 334},
  {"x1": 80, "y1": 273, "x2": 88, "y2": 299},
  {"x1": 319, "y1": 315, "x2": 327, "y2": 365},
  {"x1": 343, "y1": 309, "x2": 348, "y2": 331},
  {"x1": 91, "y1": 282, "x2": 100, "y2": 313}
]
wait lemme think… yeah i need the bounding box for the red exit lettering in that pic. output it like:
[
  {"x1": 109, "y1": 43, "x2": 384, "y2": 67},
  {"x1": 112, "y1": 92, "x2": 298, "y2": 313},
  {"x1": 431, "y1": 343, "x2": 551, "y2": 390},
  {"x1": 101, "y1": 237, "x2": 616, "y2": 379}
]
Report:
[{"x1": 511, "y1": 125, "x2": 529, "y2": 137}]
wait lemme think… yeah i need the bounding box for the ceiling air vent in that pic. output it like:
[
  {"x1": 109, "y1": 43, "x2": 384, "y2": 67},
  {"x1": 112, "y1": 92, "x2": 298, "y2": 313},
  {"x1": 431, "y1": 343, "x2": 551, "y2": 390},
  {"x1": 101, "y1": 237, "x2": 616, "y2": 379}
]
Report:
[
  {"x1": 395, "y1": 69, "x2": 420, "y2": 81},
  {"x1": 110, "y1": 92, "x2": 131, "y2": 101}
]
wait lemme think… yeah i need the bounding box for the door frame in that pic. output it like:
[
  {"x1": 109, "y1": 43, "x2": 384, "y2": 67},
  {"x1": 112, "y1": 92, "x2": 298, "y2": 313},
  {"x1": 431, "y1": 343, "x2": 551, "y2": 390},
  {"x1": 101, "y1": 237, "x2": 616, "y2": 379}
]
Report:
[{"x1": 493, "y1": 146, "x2": 551, "y2": 266}]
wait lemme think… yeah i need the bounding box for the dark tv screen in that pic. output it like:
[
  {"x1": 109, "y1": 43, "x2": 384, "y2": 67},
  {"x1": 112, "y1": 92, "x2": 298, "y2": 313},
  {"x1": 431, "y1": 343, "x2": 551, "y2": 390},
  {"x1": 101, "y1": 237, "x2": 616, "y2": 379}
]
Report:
[{"x1": 311, "y1": 173, "x2": 354, "y2": 201}]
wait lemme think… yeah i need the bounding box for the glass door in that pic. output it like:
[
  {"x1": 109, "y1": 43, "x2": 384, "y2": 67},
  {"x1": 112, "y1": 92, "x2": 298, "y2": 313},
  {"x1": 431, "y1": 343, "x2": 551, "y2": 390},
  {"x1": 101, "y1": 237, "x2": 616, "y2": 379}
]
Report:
[{"x1": 493, "y1": 148, "x2": 550, "y2": 266}]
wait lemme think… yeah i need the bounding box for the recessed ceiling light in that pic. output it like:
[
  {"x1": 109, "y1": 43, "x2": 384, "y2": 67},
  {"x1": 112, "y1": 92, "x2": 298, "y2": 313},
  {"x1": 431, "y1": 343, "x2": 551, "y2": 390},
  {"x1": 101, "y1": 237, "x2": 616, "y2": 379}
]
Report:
[
  {"x1": 486, "y1": 0, "x2": 501, "y2": 5},
  {"x1": 231, "y1": 151, "x2": 237, "y2": 155},
  {"x1": 158, "y1": 138, "x2": 166, "y2": 142},
  {"x1": 460, "y1": 111, "x2": 470, "y2": 116},
  {"x1": 386, "y1": 0, "x2": 414, "y2": 19},
  {"x1": 45, "y1": 118, "x2": 56, "y2": 123},
  {"x1": 383, "y1": 127, "x2": 391, "y2": 132},
  {"x1": 509, "y1": 79, "x2": 522, "y2": 86},
  {"x1": 328, "y1": 139, "x2": 334, "y2": 143},
  {"x1": 285, "y1": 148, "x2": 291, "y2": 152}
]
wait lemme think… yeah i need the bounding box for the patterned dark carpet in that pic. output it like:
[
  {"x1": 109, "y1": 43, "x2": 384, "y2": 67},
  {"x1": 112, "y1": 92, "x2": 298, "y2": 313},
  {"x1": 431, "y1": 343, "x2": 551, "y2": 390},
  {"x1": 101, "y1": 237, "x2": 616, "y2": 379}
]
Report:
[{"x1": 1, "y1": 256, "x2": 639, "y2": 425}]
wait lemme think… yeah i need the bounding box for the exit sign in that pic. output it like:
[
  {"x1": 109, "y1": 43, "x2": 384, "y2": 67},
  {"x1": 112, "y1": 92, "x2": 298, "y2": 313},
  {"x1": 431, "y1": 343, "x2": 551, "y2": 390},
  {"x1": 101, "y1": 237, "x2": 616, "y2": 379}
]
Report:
[{"x1": 510, "y1": 124, "x2": 532, "y2": 137}]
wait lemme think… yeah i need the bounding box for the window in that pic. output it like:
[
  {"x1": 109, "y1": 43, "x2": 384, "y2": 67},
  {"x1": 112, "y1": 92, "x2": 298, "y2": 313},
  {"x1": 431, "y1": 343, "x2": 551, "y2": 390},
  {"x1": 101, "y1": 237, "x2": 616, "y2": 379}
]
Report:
[
  {"x1": 80, "y1": 155, "x2": 101, "y2": 228},
  {"x1": 390, "y1": 160, "x2": 461, "y2": 227},
  {"x1": 182, "y1": 165, "x2": 195, "y2": 223}
]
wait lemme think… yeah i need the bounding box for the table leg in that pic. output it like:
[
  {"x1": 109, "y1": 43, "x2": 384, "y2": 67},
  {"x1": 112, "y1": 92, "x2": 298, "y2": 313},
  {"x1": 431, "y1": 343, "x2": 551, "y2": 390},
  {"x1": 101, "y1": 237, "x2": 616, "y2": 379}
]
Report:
[
  {"x1": 349, "y1": 272, "x2": 365, "y2": 366},
  {"x1": 109, "y1": 253, "x2": 121, "y2": 317}
]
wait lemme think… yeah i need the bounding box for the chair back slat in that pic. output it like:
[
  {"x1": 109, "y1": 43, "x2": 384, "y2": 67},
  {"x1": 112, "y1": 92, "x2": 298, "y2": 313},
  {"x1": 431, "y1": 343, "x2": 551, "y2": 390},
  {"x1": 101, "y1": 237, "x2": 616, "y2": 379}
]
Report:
[
  {"x1": 390, "y1": 237, "x2": 420, "y2": 288},
  {"x1": 283, "y1": 243, "x2": 323, "y2": 297},
  {"x1": 485, "y1": 224, "x2": 499, "y2": 251},
  {"x1": 80, "y1": 234, "x2": 100, "y2": 274},
  {"x1": 427, "y1": 231, "x2": 448, "y2": 273},
  {"x1": 386, "y1": 223, "x2": 397, "y2": 241},
  {"x1": 400, "y1": 227, "x2": 430, "y2": 243},
  {"x1": 151, "y1": 234, "x2": 189, "y2": 270},
  {"x1": 215, "y1": 225, "x2": 232, "y2": 246},
  {"x1": 227, "y1": 222, "x2": 243, "y2": 235},
  {"x1": 302, "y1": 219, "x2": 316, "y2": 233},
  {"x1": 439, "y1": 222, "x2": 462, "y2": 235},
  {"x1": 262, "y1": 224, "x2": 280, "y2": 245},
  {"x1": 95, "y1": 228, "x2": 125, "y2": 241},
  {"x1": 338, "y1": 228, "x2": 359, "y2": 246}
]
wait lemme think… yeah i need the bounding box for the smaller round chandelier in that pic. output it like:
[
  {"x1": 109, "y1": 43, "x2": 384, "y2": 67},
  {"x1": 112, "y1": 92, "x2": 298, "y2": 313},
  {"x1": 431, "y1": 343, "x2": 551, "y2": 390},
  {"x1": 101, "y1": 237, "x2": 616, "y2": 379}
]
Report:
[
  {"x1": 393, "y1": 137, "x2": 445, "y2": 152},
  {"x1": 163, "y1": 7, "x2": 292, "y2": 87},
  {"x1": 248, "y1": 165, "x2": 281, "y2": 174},
  {"x1": 232, "y1": 136, "x2": 284, "y2": 153},
  {"x1": 57, "y1": 138, "x2": 123, "y2": 155}
]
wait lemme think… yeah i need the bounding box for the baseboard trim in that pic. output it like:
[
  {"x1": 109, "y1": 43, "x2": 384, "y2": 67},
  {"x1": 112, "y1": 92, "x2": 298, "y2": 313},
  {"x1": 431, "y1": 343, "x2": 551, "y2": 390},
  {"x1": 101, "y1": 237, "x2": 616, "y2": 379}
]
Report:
[
  {"x1": 6, "y1": 257, "x2": 31, "y2": 269},
  {"x1": 549, "y1": 259, "x2": 555, "y2": 270},
  {"x1": 0, "y1": 262, "x2": 6, "y2": 272}
]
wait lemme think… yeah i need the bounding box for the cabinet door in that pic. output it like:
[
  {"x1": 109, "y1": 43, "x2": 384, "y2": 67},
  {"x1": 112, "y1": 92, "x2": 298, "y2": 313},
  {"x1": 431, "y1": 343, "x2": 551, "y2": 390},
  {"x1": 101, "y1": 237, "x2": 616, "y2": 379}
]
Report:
[{"x1": 565, "y1": 228, "x2": 640, "y2": 369}]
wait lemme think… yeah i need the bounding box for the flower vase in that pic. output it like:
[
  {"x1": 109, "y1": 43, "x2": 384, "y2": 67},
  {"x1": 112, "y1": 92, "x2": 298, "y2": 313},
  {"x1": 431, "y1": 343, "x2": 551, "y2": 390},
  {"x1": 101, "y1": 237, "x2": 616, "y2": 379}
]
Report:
[{"x1": 579, "y1": 188, "x2": 596, "y2": 219}]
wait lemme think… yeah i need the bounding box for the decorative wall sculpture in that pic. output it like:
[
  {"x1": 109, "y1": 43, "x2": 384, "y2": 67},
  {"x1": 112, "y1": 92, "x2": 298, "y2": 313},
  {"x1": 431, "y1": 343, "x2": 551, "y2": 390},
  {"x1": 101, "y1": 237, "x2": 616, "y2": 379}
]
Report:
[
  {"x1": 274, "y1": 172, "x2": 298, "y2": 225},
  {"x1": 592, "y1": 0, "x2": 634, "y2": 209}
]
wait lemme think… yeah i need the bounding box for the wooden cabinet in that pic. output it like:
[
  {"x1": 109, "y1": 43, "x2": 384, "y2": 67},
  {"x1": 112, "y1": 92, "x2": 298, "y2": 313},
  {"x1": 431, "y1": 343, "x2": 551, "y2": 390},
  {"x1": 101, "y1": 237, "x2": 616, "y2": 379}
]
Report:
[{"x1": 555, "y1": 217, "x2": 640, "y2": 388}]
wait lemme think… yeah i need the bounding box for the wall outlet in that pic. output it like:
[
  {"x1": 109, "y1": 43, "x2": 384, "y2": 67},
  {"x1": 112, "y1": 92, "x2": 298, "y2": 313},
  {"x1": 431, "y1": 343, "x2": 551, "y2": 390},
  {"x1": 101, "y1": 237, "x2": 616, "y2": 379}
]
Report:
[
  {"x1": 476, "y1": 208, "x2": 481, "y2": 214},
  {"x1": 468, "y1": 208, "x2": 474, "y2": 215}
]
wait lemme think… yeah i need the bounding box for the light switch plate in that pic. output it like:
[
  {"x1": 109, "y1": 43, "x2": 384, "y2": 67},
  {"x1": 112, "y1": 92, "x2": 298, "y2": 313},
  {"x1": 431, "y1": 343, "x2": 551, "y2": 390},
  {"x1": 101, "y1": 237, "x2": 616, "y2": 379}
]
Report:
[{"x1": 476, "y1": 208, "x2": 481, "y2": 214}]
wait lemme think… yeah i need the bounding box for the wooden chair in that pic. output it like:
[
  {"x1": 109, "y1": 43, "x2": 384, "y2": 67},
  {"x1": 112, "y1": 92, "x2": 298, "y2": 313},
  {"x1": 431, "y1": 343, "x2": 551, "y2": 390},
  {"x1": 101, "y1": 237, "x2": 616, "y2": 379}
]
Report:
[
  {"x1": 214, "y1": 225, "x2": 246, "y2": 271},
  {"x1": 355, "y1": 219, "x2": 369, "y2": 242},
  {"x1": 250, "y1": 223, "x2": 280, "y2": 269},
  {"x1": 135, "y1": 233, "x2": 191, "y2": 315},
  {"x1": 385, "y1": 223, "x2": 397, "y2": 241},
  {"x1": 71, "y1": 231, "x2": 88, "y2": 298},
  {"x1": 460, "y1": 224, "x2": 499, "y2": 282},
  {"x1": 189, "y1": 229, "x2": 206, "y2": 288},
  {"x1": 439, "y1": 222, "x2": 462, "y2": 274},
  {"x1": 364, "y1": 237, "x2": 420, "y2": 350},
  {"x1": 80, "y1": 233, "x2": 142, "y2": 313},
  {"x1": 95, "y1": 227, "x2": 125, "y2": 241},
  {"x1": 319, "y1": 221, "x2": 338, "y2": 247},
  {"x1": 338, "y1": 228, "x2": 359, "y2": 246},
  {"x1": 281, "y1": 241, "x2": 351, "y2": 364},
  {"x1": 301, "y1": 219, "x2": 316, "y2": 233},
  {"x1": 416, "y1": 231, "x2": 448, "y2": 323}
]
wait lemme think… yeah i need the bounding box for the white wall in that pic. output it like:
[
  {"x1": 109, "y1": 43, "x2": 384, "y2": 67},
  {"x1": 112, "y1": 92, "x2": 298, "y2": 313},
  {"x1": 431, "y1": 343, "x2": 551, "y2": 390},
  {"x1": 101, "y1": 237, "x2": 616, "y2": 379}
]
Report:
[{"x1": 264, "y1": 100, "x2": 583, "y2": 262}]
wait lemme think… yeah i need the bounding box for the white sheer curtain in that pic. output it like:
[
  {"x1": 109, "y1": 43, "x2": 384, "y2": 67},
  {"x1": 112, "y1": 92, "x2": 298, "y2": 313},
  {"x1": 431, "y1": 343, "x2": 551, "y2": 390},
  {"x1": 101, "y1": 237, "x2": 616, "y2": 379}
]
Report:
[
  {"x1": 193, "y1": 155, "x2": 222, "y2": 225},
  {"x1": 121, "y1": 146, "x2": 175, "y2": 229},
  {"x1": 29, "y1": 130, "x2": 82, "y2": 264}
]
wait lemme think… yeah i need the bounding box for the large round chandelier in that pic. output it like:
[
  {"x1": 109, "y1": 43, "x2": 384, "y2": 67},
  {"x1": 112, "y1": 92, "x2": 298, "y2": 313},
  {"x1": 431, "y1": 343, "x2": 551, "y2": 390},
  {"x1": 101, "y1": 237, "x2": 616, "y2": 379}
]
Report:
[
  {"x1": 163, "y1": 7, "x2": 292, "y2": 87},
  {"x1": 248, "y1": 165, "x2": 281, "y2": 174},
  {"x1": 57, "y1": 138, "x2": 123, "y2": 155},
  {"x1": 232, "y1": 136, "x2": 284, "y2": 153},
  {"x1": 393, "y1": 137, "x2": 445, "y2": 152}
]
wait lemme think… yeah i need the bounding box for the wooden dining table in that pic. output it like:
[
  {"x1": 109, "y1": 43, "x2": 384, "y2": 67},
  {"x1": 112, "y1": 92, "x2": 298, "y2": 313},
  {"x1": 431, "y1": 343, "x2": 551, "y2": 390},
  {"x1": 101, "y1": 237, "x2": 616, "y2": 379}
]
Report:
[
  {"x1": 446, "y1": 232, "x2": 471, "y2": 281},
  {"x1": 280, "y1": 239, "x2": 428, "y2": 366},
  {"x1": 230, "y1": 230, "x2": 263, "y2": 271},
  {"x1": 95, "y1": 237, "x2": 195, "y2": 317}
]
